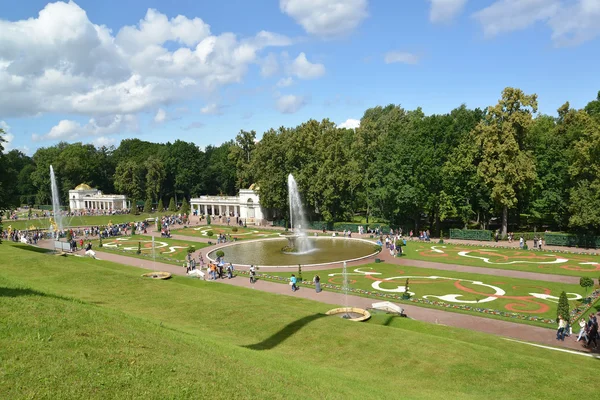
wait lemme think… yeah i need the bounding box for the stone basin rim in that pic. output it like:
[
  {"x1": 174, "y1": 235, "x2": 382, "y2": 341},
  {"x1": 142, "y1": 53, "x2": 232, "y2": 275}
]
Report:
[{"x1": 206, "y1": 236, "x2": 380, "y2": 268}]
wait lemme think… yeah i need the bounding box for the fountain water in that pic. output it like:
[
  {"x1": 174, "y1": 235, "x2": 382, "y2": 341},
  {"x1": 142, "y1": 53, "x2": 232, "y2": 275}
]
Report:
[
  {"x1": 287, "y1": 174, "x2": 314, "y2": 254},
  {"x1": 49, "y1": 165, "x2": 64, "y2": 236},
  {"x1": 341, "y1": 261, "x2": 352, "y2": 319}
]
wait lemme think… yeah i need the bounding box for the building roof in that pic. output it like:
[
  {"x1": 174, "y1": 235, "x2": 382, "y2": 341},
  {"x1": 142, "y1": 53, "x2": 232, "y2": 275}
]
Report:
[{"x1": 74, "y1": 183, "x2": 93, "y2": 191}]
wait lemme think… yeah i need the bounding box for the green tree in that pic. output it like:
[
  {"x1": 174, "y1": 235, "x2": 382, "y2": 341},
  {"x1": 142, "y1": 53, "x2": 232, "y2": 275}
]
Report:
[
  {"x1": 567, "y1": 109, "x2": 600, "y2": 230},
  {"x1": 580, "y1": 277, "x2": 594, "y2": 294},
  {"x1": 473, "y1": 88, "x2": 538, "y2": 237},
  {"x1": 168, "y1": 197, "x2": 176, "y2": 212},
  {"x1": 229, "y1": 130, "x2": 257, "y2": 190},
  {"x1": 157, "y1": 198, "x2": 164, "y2": 212},
  {"x1": 144, "y1": 197, "x2": 153, "y2": 213},
  {"x1": 114, "y1": 160, "x2": 145, "y2": 200},
  {"x1": 556, "y1": 291, "x2": 569, "y2": 323},
  {"x1": 130, "y1": 199, "x2": 137, "y2": 215},
  {"x1": 145, "y1": 157, "x2": 165, "y2": 203},
  {"x1": 180, "y1": 197, "x2": 190, "y2": 215}
]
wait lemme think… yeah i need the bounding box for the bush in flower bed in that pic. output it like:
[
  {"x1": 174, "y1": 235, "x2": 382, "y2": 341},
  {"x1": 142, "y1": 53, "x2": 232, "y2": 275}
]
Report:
[
  {"x1": 238, "y1": 271, "x2": 557, "y2": 325},
  {"x1": 569, "y1": 289, "x2": 600, "y2": 323}
]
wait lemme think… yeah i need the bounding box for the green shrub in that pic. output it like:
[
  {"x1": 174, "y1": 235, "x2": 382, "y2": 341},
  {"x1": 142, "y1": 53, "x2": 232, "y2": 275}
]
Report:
[
  {"x1": 144, "y1": 197, "x2": 153, "y2": 213},
  {"x1": 168, "y1": 198, "x2": 176, "y2": 212},
  {"x1": 206, "y1": 230, "x2": 214, "y2": 237},
  {"x1": 232, "y1": 227, "x2": 238, "y2": 233},
  {"x1": 157, "y1": 198, "x2": 164, "y2": 212},
  {"x1": 137, "y1": 242, "x2": 141, "y2": 255},
  {"x1": 523, "y1": 244, "x2": 528, "y2": 250},
  {"x1": 216, "y1": 250, "x2": 225, "y2": 258},
  {"x1": 556, "y1": 291, "x2": 569, "y2": 323},
  {"x1": 207, "y1": 215, "x2": 211, "y2": 225},
  {"x1": 187, "y1": 246, "x2": 196, "y2": 254},
  {"x1": 580, "y1": 277, "x2": 594, "y2": 294},
  {"x1": 450, "y1": 229, "x2": 492, "y2": 241}
]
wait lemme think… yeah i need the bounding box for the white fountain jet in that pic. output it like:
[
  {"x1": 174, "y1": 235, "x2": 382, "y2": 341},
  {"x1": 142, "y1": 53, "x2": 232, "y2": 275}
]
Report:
[
  {"x1": 49, "y1": 165, "x2": 64, "y2": 235},
  {"x1": 287, "y1": 174, "x2": 314, "y2": 254}
]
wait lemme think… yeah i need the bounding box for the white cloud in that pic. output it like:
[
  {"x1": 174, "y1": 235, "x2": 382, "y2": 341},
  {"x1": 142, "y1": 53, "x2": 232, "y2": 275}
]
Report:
[
  {"x1": 549, "y1": 0, "x2": 600, "y2": 46},
  {"x1": 261, "y1": 53, "x2": 280, "y2": 77},
  {"x1": 277, "y1": 77, "x2": 294, "y2": 87},
  {"x1": 0, "y1": 2, "x2": 293, "y2": 119},
  {"x1": 92, "y1": 136, "x2": 118, "y2": 147},
  {"x1": 276, "y1": 94, "x2": 307, "y2": 114},
  {"x1": 338, "y1": 118, "x2": 360, "y2": 129},
  {"x1": 384, "y1": 51, "x2": 420, "y2": 65},
  {"x1": 288, "y1": 53, "x2": 325, "y2": 79},
  {"x1": 280, "y1": 0, "x2": 368, "y2": 37},
  {"x1": 181, "y1": 121, "x2": 204, "y2": 131},
  {"x1": 33, "y1": 114, "x2": 137, "y2": 142},
  {"x1": 200, "y1": 103, "x2": 224, "y2": 115},
  {"x1": 154, "y1": 108, "x2": 167, "y2": 123},
  {"x1": 472, "y1": 0, "x2": 559, "y2": 38},
  {"x1": 428, "y1": 0, "x2": 468, "y2": 23},
  {"x1": 472, "y1": 0, "x2": 600, "y2": 46}
]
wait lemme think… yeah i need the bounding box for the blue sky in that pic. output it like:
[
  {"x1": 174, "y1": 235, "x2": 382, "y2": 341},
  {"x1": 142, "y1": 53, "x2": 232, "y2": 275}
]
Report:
[{"x1": 1, "y1": 0, "x2": 599, "y2": 154}]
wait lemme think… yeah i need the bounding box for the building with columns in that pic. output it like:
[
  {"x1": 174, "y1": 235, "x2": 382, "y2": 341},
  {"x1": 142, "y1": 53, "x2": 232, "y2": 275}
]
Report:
[
  {"x1": 69, "y1": 184, "x2": 130, "y2": 211},
  {"x1": 190, "y1": 186, "x2": 266, "y2": 225}
]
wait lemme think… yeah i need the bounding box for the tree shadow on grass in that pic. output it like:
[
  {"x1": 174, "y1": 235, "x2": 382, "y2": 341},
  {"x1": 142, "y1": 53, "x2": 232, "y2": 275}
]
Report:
[
  {"x1": 9, "y1": 244, "x2": 52, "y2": 254},
  {"x1": 244, "y1": 313, "x2": 327, "y2": 351},
  {"x1": 0, "y1": 287, "x2": 51, "y2": 298},
  {"x1": 0, "y1": 286, "x2": 77, "y2": 304}
]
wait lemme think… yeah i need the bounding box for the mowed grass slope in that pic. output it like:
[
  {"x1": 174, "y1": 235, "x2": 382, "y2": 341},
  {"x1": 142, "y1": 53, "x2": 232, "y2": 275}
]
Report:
[{"x1": 0, "y1": 243, "x2": 596, "y2": 399}]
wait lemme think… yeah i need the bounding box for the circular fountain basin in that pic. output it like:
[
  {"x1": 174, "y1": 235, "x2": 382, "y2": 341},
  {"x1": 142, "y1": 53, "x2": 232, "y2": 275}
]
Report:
[
  {"x1": 326, "y1": 307, "x2": 371, "y2": 322},
  {"x1": 207, "y1": 237, "x2": 378, "y2": 267},
  {"x1": 141, "y1": 271, "x2": 172, "y2": 280}
]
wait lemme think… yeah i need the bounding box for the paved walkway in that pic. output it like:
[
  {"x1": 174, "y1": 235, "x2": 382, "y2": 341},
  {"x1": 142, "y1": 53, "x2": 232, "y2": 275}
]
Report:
[{"x1": 46, "y1": 241, "x2": 597, "y2": 355}]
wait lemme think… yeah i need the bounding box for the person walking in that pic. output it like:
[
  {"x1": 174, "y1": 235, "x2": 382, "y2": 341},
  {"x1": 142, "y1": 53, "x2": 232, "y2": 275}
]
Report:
[
  {"x1": 314, "y1": 275, "x2": 321, "y2": 293},
  {"x1": 556, "y1": 315, "x2": 566, "y2": 341},
  {"x1": 576, "y1": 318, "x2": 588, "y2": 342},
  {"x1": 290, "y1": 274, "x2": 298, "y2": 292},
  {"x1": 249, "y1": 265, "x2": 256, "y2": 284}
]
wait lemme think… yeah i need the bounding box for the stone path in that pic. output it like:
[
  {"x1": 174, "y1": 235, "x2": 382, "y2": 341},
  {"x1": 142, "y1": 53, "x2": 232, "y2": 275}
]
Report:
[{"x1": 48, "y1": 242, "x2": 597, "y2": 355}]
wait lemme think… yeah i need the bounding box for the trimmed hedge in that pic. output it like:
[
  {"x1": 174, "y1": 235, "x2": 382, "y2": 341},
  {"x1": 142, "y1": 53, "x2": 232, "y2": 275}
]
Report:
[
  {"x1": 545, "y1": 233, "x2": 600, "y2": 249},
  {"x1": 450, "y1": 228, "x2": 492, "y2": 241}
]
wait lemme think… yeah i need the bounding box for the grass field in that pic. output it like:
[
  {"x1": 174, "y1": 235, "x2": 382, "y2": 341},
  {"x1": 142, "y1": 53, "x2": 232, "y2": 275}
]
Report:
[
  {"x1": 0, "y1": 242, "x2": 597, "y2": 399},
  {"x1": 4, "y1": 212, "x2": 171, "y2": 231},
  {"x1": 172, "y1": 224, "x2": 282, "y2": 241},
  {"x1": 90, "y1": 236, "x2": 210, "y2": 266},
  {"x1": 266, "y1": 263, "x2": 590, "y2": 328},
  {"x1": 404, "y1": 241, "x2": 600, "y2": 278}
]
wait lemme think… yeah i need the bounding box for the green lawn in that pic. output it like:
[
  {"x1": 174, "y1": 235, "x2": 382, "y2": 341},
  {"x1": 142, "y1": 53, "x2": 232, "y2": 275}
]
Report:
[
  {"x1": 172, "y1": 224, "x2": 282, "y2": 241},
  {"x1": 404, "y1": 241, "x2": 600, "y2": 278},
  {"x1": 0, "y1": 242, "x2": 596, "y2": 399},
  {"x1": 266, "y1": 263, "x2": 588, "y2": 328},
  {"x1": 90, "y1": 235, "x2": 210, "y2": 266},
  {"x1": 4, "y1": 212, "x2": 172, "y2": 231}
]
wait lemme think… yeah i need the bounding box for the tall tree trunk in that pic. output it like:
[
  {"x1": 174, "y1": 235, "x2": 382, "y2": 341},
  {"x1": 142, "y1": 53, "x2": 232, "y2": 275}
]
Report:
[{"x1": 502, "y1": 205, "x2": 508, "y2": 238}]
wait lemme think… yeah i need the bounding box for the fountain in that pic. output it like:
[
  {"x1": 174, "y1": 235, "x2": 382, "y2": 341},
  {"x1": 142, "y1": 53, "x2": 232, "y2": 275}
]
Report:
[
  {"x1": 206, "y1": 173, "x2": 381, "y2": 268},
  {"x1": 49, "y1": 165, "x2": 64, "y2": 236},
  {"x1": 325, "y1": 262, "x2": 370, "y2": 321},
  {"x1": 285, "y1": 174, "x2": 314, "y2": 254}
]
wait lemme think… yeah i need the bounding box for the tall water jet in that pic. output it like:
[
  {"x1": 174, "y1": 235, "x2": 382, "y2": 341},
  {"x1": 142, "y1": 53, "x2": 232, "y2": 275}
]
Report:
[
  {"x1": 287, "y1": 174, "x2": 314, "y2": 254},
  {"x1": 49, "y1": 165, "x2": 64, "y2": 235}
]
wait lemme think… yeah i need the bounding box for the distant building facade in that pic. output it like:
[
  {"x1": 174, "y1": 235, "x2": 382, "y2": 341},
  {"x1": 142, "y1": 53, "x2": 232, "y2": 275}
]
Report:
[
  {"x1": 190, "y1": 185, "x2": 266, "y2": 225},
  {"x1": 69, "y1": 184, "x2": 129, "y2": 211}
]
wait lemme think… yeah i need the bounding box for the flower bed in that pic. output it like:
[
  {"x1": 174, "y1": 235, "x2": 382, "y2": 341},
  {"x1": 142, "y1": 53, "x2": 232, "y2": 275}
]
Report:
[
  {"x1": 236, "y1": 270, "x2": 557, "y2": 325},
  {"x1": 569, "y1": 288, "x2": 600, "y2": 323}
]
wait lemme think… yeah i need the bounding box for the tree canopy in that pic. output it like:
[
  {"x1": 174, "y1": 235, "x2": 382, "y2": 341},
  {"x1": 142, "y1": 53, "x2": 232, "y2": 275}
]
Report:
[{"x1": 3, "y1": 87, "x2": 600, "y2": 236}]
